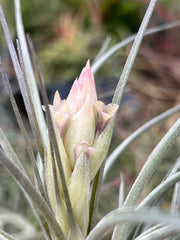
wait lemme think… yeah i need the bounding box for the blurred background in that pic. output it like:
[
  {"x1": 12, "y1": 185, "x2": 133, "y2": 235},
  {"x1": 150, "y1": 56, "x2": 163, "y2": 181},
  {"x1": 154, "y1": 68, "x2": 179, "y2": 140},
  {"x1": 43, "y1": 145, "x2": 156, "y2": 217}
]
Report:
[{"x1": 0, "y1": 0, "x2": 180, "y2": 239}]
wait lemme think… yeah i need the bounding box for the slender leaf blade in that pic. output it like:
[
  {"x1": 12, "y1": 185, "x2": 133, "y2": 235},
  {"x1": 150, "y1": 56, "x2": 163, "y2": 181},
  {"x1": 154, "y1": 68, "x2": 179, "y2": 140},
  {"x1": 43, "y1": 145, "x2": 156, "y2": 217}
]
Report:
[
  {"x1": 103, "y1": 105, "x2": 180, "y2": 180},
  {"x1": 0, "y1": 147, "x2": 65, "y2": 239},
  {"x1": 86, "y1": 208, "x2": 180, "y2": 240},
  {"x1": 0, "y1": 230, "x2": 19, "y2": 240},
  {"x1": 91, "y1": 21, "x2": 180, "y2": 74},
  {"x1": 14, "y1": 0, "x2": 47, "y2": 147}
]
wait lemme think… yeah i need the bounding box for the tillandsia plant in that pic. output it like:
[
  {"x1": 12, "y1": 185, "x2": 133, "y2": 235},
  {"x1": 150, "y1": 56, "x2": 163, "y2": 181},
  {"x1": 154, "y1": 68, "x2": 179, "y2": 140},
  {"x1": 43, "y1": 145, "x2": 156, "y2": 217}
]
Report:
[{"x1": 0, "y1": 0, "x2": 180, "y2": 240}]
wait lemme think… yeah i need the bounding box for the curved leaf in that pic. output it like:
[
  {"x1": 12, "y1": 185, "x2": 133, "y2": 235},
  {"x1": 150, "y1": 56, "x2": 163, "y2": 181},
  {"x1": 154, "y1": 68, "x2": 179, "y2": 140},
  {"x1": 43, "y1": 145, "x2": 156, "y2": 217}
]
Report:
[
  {"x1": 103, "y1": 105, "x2": 180, "y2": 180},
  {"x1": 91, "y1": 21, "x2": 180, "y2": 74},
  {"x1": 0, "y1": 230, "x2": 18, "y2": 240},
  {"x1": 86, "y1": 208, "x2": 180, "y2": 240}
]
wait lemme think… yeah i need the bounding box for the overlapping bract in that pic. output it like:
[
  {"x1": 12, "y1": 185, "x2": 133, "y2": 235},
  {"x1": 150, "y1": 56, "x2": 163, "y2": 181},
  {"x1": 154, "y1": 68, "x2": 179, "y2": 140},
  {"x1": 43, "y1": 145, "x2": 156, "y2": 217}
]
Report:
[{"x1": 45, "y1": 61, "x2": 118, "y2": 237}]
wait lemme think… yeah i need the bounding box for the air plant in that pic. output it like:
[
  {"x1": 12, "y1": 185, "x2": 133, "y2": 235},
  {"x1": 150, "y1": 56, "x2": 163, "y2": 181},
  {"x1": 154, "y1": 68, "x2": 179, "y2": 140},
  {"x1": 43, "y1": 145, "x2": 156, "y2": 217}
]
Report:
[{"x1": 0, "y1": 0, "x2": 180, "y2": 240}]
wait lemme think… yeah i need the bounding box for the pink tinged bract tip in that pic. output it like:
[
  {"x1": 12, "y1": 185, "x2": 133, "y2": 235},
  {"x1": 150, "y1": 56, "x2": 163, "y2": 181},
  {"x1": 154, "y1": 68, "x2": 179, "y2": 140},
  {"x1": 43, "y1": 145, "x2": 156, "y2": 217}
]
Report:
[
  {"x1": 53, "y1": 91, "x2": 61, "y2": 106},
  {"x1": 66, "y1": 61, "x2": 97, "y2": 114},
  {"x1": 77, "y1": 60, "x2": 97, "y2": 101}
]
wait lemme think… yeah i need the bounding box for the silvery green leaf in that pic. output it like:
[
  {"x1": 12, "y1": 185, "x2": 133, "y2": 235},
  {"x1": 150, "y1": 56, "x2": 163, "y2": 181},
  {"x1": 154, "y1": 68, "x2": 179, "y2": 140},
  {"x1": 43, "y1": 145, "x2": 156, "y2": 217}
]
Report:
[
  {"x1": 86, "y1": 208, "x2": 180, "y2": 240},
  {"x1": 0, "y1": 230, "x2": 18, "y2": 240},
  {"x1": 14, "y1": 0, "x2": 47, "y2": 147},
  {"x1": 103, "y1": 105, "x2": 180, "y2": 180}
]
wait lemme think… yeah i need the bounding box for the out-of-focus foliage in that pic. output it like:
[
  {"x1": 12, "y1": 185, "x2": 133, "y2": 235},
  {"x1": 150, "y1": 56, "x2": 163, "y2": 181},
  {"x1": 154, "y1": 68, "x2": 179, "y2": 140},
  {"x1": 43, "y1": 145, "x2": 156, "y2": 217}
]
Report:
[
  {"x1": 100, "y1": 0, "x2": 141, "y2": 33},
  {"x1": 0, "y1": 0, "x2": 142, "y2": 81}
]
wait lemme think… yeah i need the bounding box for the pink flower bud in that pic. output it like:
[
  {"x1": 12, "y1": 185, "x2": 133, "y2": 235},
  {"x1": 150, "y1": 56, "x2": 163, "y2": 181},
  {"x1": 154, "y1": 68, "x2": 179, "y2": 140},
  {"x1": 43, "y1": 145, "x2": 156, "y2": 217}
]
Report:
[{"x1": 45, "y1": 60, "x2": 118, "y2": 237}]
